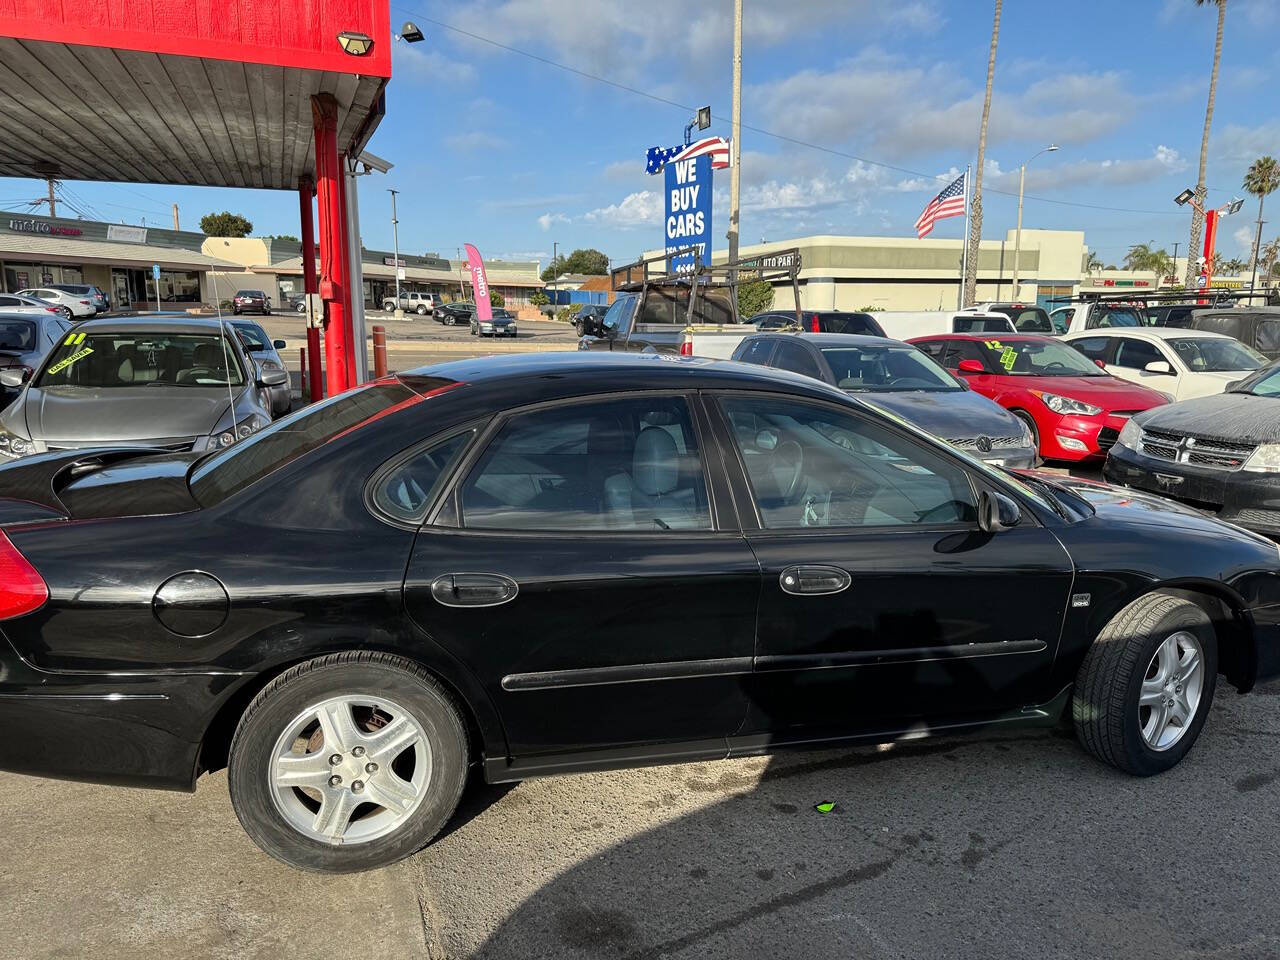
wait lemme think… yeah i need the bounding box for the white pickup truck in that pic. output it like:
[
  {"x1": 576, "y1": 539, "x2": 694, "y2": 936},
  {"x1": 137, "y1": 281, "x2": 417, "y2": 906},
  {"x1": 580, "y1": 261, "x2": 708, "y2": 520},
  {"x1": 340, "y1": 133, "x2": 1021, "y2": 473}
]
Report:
[{"x1": 1047, "y1": 301, "x2": 1148, "y2": 335}]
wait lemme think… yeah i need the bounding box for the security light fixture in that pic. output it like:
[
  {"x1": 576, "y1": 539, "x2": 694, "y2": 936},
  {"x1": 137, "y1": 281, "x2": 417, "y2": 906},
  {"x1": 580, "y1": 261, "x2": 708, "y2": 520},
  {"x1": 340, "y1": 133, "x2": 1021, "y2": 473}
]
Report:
[
  {"x1": 696, "y1": 106, "x2": 711, "y2": 131},
  {"x1": 1226, "y1": 197, "x2": 1245, "y2": 216},
  {"x1": 1174, "y1": 188, "x2": 1195, "y2": 206},
  {"x1": 337, "y1": 32, "x2": 374, "y2": 56},
  {"x1": 399, "y1": 21, "x2": 425, "y2": 43}
]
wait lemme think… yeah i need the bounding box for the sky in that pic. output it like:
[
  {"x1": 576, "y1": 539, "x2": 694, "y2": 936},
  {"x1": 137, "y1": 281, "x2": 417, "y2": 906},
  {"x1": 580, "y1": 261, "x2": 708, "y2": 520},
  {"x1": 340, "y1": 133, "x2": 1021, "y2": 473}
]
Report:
[{"x1": 3, "y1": 0, "x2": 1279, "y2": 269}]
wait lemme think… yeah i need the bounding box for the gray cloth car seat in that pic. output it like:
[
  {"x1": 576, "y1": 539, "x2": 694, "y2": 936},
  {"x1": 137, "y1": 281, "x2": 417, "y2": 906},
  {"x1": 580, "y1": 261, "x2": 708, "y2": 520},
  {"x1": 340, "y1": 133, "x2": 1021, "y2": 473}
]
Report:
[{"x1": 604, "y1": 426, "x2": 700, "y2": 529}]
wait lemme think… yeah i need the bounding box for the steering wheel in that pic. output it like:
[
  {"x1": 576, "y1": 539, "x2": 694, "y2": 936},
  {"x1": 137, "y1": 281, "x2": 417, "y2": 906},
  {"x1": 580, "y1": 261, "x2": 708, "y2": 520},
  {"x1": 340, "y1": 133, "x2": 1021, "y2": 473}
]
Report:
[
  {"x1": 1041, "y1": 362, "x2": 1073, "y2": 374},
  {"x1": 889, "y1": 377, "x2": 938, "y2": 389},
  {"x1": 771, "y1": 439, "x2": 805, "y2": 502}
]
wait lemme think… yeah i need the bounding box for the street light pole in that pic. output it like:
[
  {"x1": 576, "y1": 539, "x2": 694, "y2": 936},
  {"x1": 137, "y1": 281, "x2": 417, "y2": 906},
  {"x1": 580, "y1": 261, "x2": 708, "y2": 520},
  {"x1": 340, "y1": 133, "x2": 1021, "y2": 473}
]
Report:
[
  {"x1": 552, "y1": 240, "x2": 558, "y2": 306},
  {"x1": 387, "y1": 188, "x2": 401, "y2": 318},
  {"x1": 1012, "y1": 144, "x2": 1058, "y2": 298},
  {"x1": 727, "y1": 0, "x2": 743, "y2": 271}
]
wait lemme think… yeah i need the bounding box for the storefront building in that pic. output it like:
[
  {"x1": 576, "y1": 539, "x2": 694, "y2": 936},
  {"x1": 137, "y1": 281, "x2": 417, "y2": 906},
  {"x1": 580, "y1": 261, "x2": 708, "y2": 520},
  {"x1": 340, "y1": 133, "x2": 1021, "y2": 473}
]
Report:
[
  {"x1": 204, "y1": 237, "x2": 544, "y2": 308},
  {"x1": 0, "y1": 213, "x2": 239, "y2": 308}
]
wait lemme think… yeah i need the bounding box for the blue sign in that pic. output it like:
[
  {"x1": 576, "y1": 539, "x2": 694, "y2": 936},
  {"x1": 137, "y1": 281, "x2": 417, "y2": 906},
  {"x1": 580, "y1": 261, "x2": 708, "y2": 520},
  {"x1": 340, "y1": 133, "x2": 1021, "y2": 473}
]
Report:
[
  {"x1": 664, "y1": 153, "x2": 712, "y2": 275},
  {"x1": 151, "y1": 263, "x2": 161, "y2": 280}
]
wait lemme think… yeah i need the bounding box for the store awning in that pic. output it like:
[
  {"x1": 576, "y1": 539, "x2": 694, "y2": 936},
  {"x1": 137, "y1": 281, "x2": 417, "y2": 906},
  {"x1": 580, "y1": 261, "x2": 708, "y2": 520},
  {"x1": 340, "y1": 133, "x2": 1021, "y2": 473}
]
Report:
[
  {"x1": 0, "y1": 1, "x2": 390, "y2": 189},
  {"x1": 0, "y1": 233, "x2": 240, "y2": 272}
]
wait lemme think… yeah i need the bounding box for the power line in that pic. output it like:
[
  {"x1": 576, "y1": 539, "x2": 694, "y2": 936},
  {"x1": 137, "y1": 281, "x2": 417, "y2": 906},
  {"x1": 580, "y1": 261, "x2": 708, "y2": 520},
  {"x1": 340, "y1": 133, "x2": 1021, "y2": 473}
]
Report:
[{"x1": 392, "y1": 5, "x2": 1187, "y2": 218}]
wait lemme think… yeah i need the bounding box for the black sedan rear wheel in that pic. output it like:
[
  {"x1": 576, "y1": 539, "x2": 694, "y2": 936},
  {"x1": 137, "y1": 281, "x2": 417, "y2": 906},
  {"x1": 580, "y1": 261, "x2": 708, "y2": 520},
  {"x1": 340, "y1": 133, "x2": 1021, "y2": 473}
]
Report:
[
  {"x1": 1072, "y1": 593, "x2": 1216, "y2": 776},
  {"x1": 228, "y1": 652, "x2": 468, "y2": 873}
]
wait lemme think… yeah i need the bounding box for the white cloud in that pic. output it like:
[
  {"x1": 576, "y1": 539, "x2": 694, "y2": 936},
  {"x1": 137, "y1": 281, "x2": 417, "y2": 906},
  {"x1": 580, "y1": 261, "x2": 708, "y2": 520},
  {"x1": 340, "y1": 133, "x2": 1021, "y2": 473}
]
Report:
[
  {"x1": 584, "y1": 191, "x2": 663, "y2": 229},
  {"x1": 537, "y1": 212, "x2": 570, "y2": 231},
  {"x1": 445, "y1": 131, "x2": 508, "y2": 152},
  {"x1": 392, "y1": 43, "x2": 476, "y2": 84},
  {"x1": 1234, "y1": 226, "x2": 1258, "y2": 259}
]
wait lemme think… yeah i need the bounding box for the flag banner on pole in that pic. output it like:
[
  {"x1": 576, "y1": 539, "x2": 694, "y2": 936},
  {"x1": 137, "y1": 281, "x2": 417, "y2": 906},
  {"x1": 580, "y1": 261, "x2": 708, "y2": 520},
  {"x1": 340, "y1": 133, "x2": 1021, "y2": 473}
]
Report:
[
  {"x1": 464, "y1": 243, "x2": 492, "y2": 324},
  {"x1": 646, "y1": 137, "x2": 731, "y2": 175},
  {"x1": 915, "y1": 172, "x2": 967, "y2": 239}
]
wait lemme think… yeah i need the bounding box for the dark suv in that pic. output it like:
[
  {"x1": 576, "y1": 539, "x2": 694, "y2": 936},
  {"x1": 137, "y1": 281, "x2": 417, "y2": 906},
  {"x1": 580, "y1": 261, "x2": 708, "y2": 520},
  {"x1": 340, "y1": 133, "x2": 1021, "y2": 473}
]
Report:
[
  {"x1": 750, "y1": 310, "x2": 887, "y2": 336},
  {"x1": 232, "y1": 290, "x2": 271, "y2": 315}
]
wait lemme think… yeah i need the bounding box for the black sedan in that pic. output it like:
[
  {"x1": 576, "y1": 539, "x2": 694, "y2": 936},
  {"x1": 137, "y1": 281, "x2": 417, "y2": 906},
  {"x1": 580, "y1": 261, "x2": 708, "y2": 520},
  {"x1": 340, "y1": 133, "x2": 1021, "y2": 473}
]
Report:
[
  {"x1": 0, "y1": 353, "x2": 1278, "y2": 874},
  {"x1": 1105, "y1": 361, "x2": 1280, "y2": 534}
]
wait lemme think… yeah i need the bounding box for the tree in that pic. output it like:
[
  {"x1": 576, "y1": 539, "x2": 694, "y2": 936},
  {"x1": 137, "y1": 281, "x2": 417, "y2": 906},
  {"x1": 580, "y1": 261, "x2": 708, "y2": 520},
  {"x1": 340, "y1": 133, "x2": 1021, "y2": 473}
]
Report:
[
  {"x1": 1222, "y1": 256, "x2": 1246, "y2": 273},
  {"x1": 273, "y1": 233, "x2": 299, "y2": 243},
  {"x1": 1261, "y1": 238, "x2": 1280, "y2": 279},
  {"x1": 1123, "y1": 243, "x2": 1153, "y2": 271},
  {"x1": 1085, "y1": 250, "x2": 1104, "y2": 273},
  {"x1": 530, "y1": 291, "x2": 549, "y2": 307},
  {"x1": 199, "y1": 211, "x2": 254, "y2": 237},
  {"x1": 540, "y1": 248, "x2": 609, "y2": 282},
  {"x1": 737, "y1": 279, "x2": 774, "y2": 319},
  {"x1": 1244, "y1": 155, "x2": 1280, "y2": 286},
  {"x1": 1185, "y1": 0, "x2": 1227, "y2": 289},
  {"x1": 963, "y1": 0, "x2": 1001, "y2": 307},
  {"x1": 488, "y1": 290, "x2": 505, "y2": 308}
]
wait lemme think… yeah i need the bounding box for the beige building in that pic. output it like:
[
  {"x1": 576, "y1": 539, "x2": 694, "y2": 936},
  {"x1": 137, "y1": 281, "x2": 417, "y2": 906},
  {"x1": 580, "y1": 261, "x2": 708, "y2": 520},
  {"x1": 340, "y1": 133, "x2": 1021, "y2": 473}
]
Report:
[{"x1": 204, "y1": 237, "x2": 544, "y2": 309}]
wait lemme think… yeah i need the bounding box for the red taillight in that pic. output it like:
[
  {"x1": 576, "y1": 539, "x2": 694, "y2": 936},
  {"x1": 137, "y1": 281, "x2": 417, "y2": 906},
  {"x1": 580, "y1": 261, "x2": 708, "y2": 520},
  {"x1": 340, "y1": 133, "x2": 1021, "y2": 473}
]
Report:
[
  {"x1": 79, "y1": 300, "x2": 90, "y2": 305},
  {"x1": 810, "y1": 315, "x2": 820, "y2": 333},
  {"x1": 679, "y1": 339, "x2": 692, "y2": 356},
  {"x1": 44, "y1": 307, "x2": 58, "y2": 314},
  {"x1": 0, "y1": 531, "x2": 47, "y2": 620}
]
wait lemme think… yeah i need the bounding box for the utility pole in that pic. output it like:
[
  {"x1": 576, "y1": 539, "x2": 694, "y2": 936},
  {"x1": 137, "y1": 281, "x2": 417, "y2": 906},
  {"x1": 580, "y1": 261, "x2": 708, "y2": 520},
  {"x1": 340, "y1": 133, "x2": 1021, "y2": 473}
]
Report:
[
  {"x1": 552, "y1": 240, "x2": 558, "y2": 305},
  {"x1": 45, "y1": 178, "x2": 56, "y2": 218},
  {"x1": 172, "y1": 203, "x2": 180, "y2": 231},
  {"x1": 387, "y1": 188, "x2": 402, "y2": 316},
  {"x1": 1172, "y1": 242, "x2": 1179, "y2": 286},
  {"x1": 727, "y1": 0, "x2": 743, "y2": 271},
  {"x1": 1012, "y1": 144, "x2": 1058, "y2": 298}
]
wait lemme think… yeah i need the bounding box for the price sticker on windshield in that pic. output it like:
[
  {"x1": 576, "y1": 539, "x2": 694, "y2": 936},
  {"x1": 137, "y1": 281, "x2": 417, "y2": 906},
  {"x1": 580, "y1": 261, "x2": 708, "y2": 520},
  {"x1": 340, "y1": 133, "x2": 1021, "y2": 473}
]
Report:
[
  {"x1": 999, "y1": 347, "x2": 1017, "y2": 371},
  {"x1": 47, "y1": 331, "x2": 92, "y2": 375}
]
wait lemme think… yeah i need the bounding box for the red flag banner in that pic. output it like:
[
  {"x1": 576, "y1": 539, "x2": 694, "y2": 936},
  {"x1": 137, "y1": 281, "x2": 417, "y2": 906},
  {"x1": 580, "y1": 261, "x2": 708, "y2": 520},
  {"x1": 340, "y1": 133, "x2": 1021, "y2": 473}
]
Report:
[{"x1": 464, "y1": 243, "x2": 492, "y2": 324}]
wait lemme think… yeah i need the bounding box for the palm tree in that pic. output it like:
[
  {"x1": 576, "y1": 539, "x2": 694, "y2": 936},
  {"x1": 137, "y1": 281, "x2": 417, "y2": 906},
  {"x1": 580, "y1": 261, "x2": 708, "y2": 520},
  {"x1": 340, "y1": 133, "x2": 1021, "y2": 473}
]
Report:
[
  {"x1": 1085, "y1": 250, "x2": 1103, "y2": 273},
  {"x1": 1124, "y1": 243, "x2": 1153, "y2": 271},
  {"x1": 1150, "y1": 249, "x2": 1175, "y2": 285},
  {"x1": 1262, "y1": 237, "x2": 1280, "y2": 278},
  {"x1": 963, "y1": 0, "x2": 1001, "y2": 307},
  {"x1": 1244, "y1": 155, "x2": 1280, "y2": 288},
  {"x1": 1185, "y1": 0, "x2": 1227, "y2": 289}
]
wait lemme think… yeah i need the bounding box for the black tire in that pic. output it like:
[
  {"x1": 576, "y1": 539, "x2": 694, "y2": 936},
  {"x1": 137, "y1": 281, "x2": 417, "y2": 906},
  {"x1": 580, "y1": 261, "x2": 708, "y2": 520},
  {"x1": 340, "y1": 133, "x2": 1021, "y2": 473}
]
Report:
[
  {"x1": 1073, "y1": 593, "x2": 1217, "y2": 776},
  {"x1": 228, "y1": 652, "x2": 468, "y2": 873},
  {"x1": 1011, "y1": 409, "x2": 1039, "y2": 456},
  {"x1": 417, "y1": 304, "x2": 428, "y2": 315}
]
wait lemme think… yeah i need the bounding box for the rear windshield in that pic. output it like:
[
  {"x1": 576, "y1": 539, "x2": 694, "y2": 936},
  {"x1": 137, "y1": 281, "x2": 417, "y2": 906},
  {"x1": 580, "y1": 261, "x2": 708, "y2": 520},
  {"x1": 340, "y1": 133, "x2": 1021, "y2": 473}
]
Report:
[
  {"x1": 0, "y1": 319, "x2": 36, "y2": 351},
  {"x1": 818, "y1": 313, "x2": 884, "y2": 336},
  {"x1": 37, "y1": 331, "x2": 246, "y2": 388},
  {"x1": 189, "y1": 378, "x2": 454, "y2": 505},
  {"x1": 1093, "y1": 306, "x2": 1145, "y2": 328},
  {"x1": 954, "y1": 316, "x2": 1013, "y2": 333},
  {"x1": 992, "y1": 306, "x2": 1052, "y2": 333}
]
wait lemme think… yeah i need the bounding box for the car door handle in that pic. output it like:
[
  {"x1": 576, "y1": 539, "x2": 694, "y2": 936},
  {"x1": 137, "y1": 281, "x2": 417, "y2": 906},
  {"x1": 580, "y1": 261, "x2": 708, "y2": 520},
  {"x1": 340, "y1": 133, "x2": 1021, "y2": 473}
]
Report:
[
  {"x1": 779, "y1": 565, "x2": 851, "y2": 596},
  {"x1": 430, "y1": 573, "x2": 519, "y2": 608}
]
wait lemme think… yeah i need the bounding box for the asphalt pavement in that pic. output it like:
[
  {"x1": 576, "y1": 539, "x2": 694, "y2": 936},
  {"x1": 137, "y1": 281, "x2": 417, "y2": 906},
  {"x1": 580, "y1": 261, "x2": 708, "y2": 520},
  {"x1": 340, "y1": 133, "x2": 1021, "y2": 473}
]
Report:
[{"x1": 1, "y1": 677, "x2": 1276, "y2": 958}]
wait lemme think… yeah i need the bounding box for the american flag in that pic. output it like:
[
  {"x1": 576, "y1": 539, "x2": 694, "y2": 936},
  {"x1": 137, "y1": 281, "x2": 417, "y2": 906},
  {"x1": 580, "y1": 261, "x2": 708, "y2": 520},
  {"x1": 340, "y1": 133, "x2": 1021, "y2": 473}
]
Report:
[
  {"x1": 646, "y1": 136, "x2": 731, "y2": 175},
  {"x1": 914, "y1": 172, "x2": 967, "y2": 238}
]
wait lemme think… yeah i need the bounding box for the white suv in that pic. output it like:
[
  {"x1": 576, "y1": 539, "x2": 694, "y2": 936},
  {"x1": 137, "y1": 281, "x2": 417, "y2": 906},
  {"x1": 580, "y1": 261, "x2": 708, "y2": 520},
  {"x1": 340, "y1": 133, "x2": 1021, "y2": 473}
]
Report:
[{"x1": 382, "y1": 291, "x2": 439, "y2": 316}]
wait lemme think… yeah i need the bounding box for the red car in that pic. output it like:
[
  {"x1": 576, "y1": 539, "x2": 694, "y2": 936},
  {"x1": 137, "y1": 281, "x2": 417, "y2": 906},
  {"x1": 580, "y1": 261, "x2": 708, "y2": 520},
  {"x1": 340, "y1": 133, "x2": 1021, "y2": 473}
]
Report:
[{"x1": 909, "y1": 333, "x2": 1170, "y2": 461}]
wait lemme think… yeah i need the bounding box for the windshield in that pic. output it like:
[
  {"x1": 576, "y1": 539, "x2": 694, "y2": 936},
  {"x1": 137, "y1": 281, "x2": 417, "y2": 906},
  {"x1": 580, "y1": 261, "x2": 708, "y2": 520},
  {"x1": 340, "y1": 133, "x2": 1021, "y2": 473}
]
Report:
[
  {"x1": 36, "y1": 331, "x2": 246, "y2": 388},
  {"x1": 1168, "y1": 337, "x2": 1264, "y2": 372},
  {"x1": 1230, "y1": 364, "x2": 1280, "y2": 397},
  {"x1": 190, "y1": 378, "x2": 453, "y2": 505},
  {"x1": 991, "y1": 306, "x2": 1053, "y2": 332},
  {"x1": 0, "y1": 319, "x2": 36, "y2": 351},
  {"x1": 975, "y1": 337, "x2": 1107, "y2": 377},
  {"x1": 822, "y1": 345, "x2": 960, "y2": 392}
]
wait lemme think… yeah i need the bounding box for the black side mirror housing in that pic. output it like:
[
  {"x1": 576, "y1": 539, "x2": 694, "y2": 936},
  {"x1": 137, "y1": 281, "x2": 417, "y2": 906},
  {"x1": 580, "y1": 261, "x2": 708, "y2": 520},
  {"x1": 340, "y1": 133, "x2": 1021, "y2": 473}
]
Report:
[
  {"x1": 273, "y1": 339, "x2": 286, "y2": 350},
  {"x1": 978, "y1": 490, "x2": 1021, "y2": 533}
]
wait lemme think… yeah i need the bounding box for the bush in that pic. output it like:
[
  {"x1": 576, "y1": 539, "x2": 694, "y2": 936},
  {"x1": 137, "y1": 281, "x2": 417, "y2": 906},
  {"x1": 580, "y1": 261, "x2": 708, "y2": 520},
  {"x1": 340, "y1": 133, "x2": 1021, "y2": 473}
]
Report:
[
  {"x1": 556, "y1": 303, "x2": 585, "y2": 324},
  {"x1": 855, "y1": 304, "x2": 884, "y2": 312},
  {"x1": 489, "y1": 290, "x2": 505, "y2": 308},
  {"x1": 737, "y1": 279, "x2": 774, "y2": 319},
  {"x1": 530, "y1": 291, "x2": 549, "y2": 307}
]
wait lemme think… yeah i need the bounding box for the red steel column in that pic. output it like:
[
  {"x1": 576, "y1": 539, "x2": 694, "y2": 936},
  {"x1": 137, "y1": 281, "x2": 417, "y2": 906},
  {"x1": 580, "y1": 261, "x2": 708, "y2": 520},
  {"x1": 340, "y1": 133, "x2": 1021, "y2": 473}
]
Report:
[
  {"x1": 1198, "y1": 208, "x2": 1218, "y2": 306},
  {"x1": 312, "y1": 93, "x2": 349, "y2": 396},
  {"x1": 335, "y1": 156, "x2": 358, "y2": 389},
  {"x1": 298, "y1": 175, "x2": 323, "y2": 402}
]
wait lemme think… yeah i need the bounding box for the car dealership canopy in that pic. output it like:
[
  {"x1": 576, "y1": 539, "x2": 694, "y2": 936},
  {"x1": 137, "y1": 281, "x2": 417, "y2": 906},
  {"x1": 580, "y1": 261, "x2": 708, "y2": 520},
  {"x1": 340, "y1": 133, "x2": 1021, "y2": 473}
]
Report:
[{"x1": 0, "y1": 0, "x2": 393, "y2": 395}]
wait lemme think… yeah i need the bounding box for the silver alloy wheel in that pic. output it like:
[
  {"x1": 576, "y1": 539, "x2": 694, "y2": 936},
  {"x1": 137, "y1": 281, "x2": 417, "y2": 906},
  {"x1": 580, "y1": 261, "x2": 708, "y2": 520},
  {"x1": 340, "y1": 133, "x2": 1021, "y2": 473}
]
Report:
[
  {"x1": 268, "y1": 694, "x2": 432, "y2": 846},
  {"x1": 1139, "y1": 630, "x2": 1204, "y2": 751}
]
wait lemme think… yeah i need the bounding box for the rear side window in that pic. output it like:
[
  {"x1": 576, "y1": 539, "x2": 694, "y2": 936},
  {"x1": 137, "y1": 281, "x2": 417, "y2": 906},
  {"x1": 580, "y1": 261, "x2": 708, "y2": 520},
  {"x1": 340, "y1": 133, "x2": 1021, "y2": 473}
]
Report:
[
  {"x1": 1071, "y1": 337, "x2": 1112, "y2": 363},
  {"x1": 773, "y1": 341, "x2": 823, "y2": 379},
  {"x1": 1112, "y1": 339, "x2": 1164, "y2": 371},
  {"x1": 736, "y1": 338, "x2": 776, "y2": 366},
  {"x1": 372, "y1": 431, "x2": 473, "y2": 523},
  {"x1": 824, "y1": 313, "x2": 882, "y2": 336},
  {"x1": 459, "y1": 397, "x2": 711, "y2": 532}
]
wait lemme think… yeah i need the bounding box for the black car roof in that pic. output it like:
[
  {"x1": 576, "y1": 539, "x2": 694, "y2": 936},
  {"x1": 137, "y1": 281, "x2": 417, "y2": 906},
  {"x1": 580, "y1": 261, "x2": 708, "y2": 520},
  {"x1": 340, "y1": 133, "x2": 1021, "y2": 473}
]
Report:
[
  {"x1": 399, "y1": 350, "x2": 851, "y2": 401},
  {"x1": 742, "y1": 332, "x2": 903, "y2": 349}
]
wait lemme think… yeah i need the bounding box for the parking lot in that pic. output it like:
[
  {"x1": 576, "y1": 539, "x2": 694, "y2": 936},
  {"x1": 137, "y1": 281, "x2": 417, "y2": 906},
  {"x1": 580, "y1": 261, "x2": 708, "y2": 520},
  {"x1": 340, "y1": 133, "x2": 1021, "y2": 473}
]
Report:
[{"x1": 2, "y1": 675, "x2": 1277, "y2": 959}]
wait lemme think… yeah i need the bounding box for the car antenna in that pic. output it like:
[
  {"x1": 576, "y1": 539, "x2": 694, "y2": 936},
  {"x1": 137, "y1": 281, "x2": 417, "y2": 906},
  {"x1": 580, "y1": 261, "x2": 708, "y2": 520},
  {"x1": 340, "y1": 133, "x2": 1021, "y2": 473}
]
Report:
[{"x1": 214, "y1": 296, "x2": 237, "y2": 443}]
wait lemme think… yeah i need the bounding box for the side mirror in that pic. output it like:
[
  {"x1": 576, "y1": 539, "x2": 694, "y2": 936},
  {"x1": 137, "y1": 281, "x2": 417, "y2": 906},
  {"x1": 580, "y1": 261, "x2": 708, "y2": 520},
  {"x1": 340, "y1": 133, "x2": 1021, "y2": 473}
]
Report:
[
  {"x1": 273, "y1": 339, "x2": 286, "y2": 350},
  {"x1": 258, "y1": 368, "x2": 288, "y2": 388},
  {"x1": 1094, "y1": 359, "x2": 1107, "y2": 369},
  {"x1": 1144, "y1": 360, "x2": 1173, "y2": 375},
  {"x1": 0, "y1": 368, "x2": 28, "y2": 388},
  {"x1": 957, "y1": 359, "x2": 985, "y2": 374},
  {"x1": 978, "y1": 490, "x2": 1021, "y2": 533}
]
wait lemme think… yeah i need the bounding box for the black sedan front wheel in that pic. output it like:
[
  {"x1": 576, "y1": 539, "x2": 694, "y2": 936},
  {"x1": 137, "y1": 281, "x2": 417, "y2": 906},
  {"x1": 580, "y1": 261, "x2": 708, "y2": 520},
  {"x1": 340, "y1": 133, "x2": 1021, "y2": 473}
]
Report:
[
  {"x1": 228, "y1": 652, "x2": 468, "y2": 873},
  {"x1": 1073, "y1": 593, "x2": 1216, "y2": 776}
]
